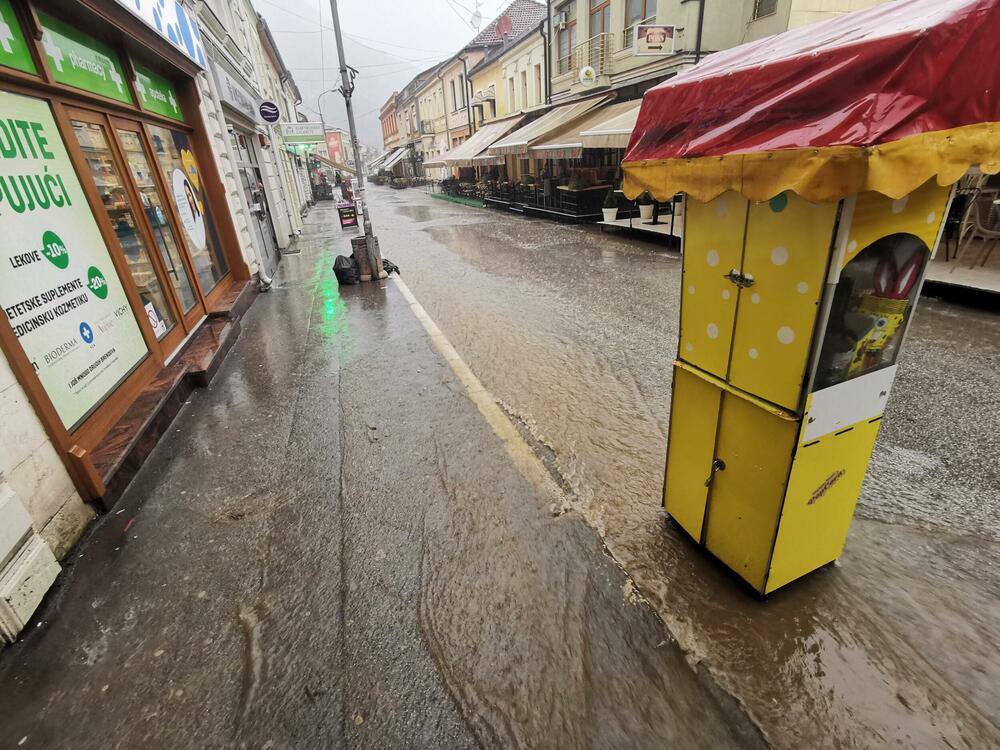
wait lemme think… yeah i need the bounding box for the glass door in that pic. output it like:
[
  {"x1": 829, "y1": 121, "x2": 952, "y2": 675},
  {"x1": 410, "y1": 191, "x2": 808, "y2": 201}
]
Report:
[
  {"x1": 110, "y1": 117, "x2": 205, "y2": 332},
  {"x1": 144, "y1": 123, "x2": 230, "y2": 296},
  {"x1": 66, "y1": 108, "x2": 194, "y2": 357}
]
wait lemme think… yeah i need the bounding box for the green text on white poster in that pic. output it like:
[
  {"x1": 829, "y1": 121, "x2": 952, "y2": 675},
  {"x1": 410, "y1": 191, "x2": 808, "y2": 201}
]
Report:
[{"x1": 0, "y1": 90, "x2": 148, "y2": 430}]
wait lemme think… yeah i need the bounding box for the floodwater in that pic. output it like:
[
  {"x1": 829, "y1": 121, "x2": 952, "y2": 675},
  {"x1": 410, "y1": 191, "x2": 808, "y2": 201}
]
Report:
[{"x1": 370, "y1": 187, "x2": 1000, "y2": 747}]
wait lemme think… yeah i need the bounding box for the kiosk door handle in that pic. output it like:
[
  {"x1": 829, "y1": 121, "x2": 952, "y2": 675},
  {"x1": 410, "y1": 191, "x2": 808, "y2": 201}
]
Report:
[
  {"x1": 724, "y1": 270, "x2": 755, "y2": 288},
  {"x1": 704, "y1": 458, "x2": 726, "y2": 488}
]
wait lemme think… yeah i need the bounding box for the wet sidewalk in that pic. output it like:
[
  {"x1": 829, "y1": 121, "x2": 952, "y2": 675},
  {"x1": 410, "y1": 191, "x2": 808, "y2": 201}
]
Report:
[{"x1": 0, "y1": 203, "x2": 762, "y2": 748}]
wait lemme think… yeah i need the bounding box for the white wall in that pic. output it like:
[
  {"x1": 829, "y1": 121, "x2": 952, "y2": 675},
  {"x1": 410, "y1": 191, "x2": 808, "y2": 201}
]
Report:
[
  {"x1": 195, "y1": 57, "x2": 259, "y2": 274},
  {"x1": 0, "y1": 356, "x2": 93, "y2": 561}
]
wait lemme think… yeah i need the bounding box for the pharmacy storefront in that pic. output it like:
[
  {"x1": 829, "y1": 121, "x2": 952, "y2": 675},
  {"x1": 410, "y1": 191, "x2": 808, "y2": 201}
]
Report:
[{"x1": 0, "y1": 0, "x2": 250, "y2": 634}]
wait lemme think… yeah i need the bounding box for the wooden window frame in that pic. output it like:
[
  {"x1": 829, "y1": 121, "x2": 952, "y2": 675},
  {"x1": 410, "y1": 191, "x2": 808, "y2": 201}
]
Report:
[{"x1": 589, "y1": 0, "x2": 610, "y2": 35}]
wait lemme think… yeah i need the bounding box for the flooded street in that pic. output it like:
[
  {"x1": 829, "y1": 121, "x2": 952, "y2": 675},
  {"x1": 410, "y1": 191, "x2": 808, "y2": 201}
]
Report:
[
  {"x1": 0, "y1": 203, "x2": 763, "y2": 749},
  {"x1": 373, "y1": 187, "x2": 1000, "y2": 747}
]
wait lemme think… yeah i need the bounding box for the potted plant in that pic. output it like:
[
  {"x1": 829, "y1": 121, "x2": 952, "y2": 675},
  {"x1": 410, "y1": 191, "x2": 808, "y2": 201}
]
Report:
[
  {"x1": 602, "y1": 188, "x2": 618, "y2": 222},
  {"x1": 637, "y1": 191, "x2": 655, "y2": 220}
]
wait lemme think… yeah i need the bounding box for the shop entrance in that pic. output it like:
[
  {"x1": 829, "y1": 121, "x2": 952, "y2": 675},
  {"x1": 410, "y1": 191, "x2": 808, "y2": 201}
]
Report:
[
  {"x1": 65, "y1": 107, "x2": 208, "y2": 359},
  {"x1": 230, "y1": 130, "x2": 279, "y2": 273}
]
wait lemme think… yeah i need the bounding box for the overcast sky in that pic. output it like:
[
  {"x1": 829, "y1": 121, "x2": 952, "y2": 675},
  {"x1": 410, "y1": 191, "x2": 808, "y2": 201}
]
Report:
[{"x1": 256, "y1": 0, "x2": 515, "y2": 148}]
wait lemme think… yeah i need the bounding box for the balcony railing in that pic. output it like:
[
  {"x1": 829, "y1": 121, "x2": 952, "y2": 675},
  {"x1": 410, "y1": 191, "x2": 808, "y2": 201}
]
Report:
[
  {"x1": 558, "y1": 33, "x2": 615, "y2": 79},
  {"x1": 622, "y1": 16, "x2": 656, "y2": 50}
]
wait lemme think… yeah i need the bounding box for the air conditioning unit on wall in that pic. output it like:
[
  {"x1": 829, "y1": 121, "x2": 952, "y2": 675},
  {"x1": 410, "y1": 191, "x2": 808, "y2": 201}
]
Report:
[{"x1": 554, "y1": 11, "x2": 568, "y2": 29}]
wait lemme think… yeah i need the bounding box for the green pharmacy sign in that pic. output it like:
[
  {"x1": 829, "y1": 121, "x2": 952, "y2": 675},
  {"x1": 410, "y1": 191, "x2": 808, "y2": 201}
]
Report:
[
  {"x1": 134, "y1": 61, "x2": 185, "y2": 122},
  {"x1": 0, "y1": 0, "x2": 36, "y2": 74},
  {"x1": 38, "y1": 12, "x2": 133, "y2": 105}
]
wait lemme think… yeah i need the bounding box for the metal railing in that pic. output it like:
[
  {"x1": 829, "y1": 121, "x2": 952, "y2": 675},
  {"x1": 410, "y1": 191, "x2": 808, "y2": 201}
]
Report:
[
  {"x1": 622, "y1": 16, "x2": 656, "y2": 50},
  {"x1": 560, "y1": 33, "x2": 614, "y2": 78}
]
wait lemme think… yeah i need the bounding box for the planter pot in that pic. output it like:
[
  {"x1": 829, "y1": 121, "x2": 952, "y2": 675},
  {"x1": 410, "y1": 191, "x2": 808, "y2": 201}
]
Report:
[
  {"x1": 639, "y1": 203, "x2": 654, "y2": 220},
  {"x1": 602, "y1": 208, "x2": 618, "y2": 222}
]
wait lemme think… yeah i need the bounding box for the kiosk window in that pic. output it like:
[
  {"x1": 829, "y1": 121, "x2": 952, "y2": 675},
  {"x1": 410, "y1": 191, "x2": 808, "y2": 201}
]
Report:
[{"x1": 813, "y1": 233, "x2": 928, "y2": 391}]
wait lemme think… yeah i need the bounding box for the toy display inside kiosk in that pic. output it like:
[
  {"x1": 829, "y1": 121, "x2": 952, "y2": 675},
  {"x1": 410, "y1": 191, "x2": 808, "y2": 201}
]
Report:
[{"x1": 622, "y1": 0, "x2": 1000, "y2": 594}]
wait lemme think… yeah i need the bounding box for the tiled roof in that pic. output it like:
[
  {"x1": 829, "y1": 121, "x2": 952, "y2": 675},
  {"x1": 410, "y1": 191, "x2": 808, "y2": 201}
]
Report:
[
  {"x1": 467, "y1": 0, "x2": 547, "y2": 48},
  {"x1": 467, "y1": 16, "x2": 544, "y2": 77}
]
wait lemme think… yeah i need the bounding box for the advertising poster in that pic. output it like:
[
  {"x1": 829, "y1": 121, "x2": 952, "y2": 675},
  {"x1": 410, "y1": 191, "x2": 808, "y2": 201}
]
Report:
[
  {"x1": 326, "y1": 131, "x2": 344, "y2": 164},
  {"x1": 635, "y1": 25, "x2": 675, "y2": 56},
  {"x1": 0, "y1": 90, "x2": 149, "y2": 430},
  {"x1": 147, "y1": 125, "x2": 227, "y2": 290},
  {"x1": 337, "y1": 202, "x2": 357, "y2": 229}
]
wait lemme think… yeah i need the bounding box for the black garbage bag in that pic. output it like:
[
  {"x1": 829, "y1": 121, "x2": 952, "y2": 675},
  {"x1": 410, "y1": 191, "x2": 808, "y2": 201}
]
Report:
[
  {"x1": 333, "y1": 254, "x2": 360, "y2": 285},
  {"x1": 382, "y1": 258, "x2": 400, "y2": 276}
]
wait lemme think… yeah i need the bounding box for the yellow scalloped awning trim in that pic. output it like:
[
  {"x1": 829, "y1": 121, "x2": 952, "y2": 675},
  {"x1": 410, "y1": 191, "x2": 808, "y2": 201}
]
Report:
[{"x1": 622, "y1": 121, "x2": 1000, "y2": 204}]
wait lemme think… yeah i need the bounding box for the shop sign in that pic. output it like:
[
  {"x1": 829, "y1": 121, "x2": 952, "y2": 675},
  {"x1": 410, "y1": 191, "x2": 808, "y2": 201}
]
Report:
[
  {"x1": 258, "y1": 101, "x2": 280, "y2": 123},
  {"x1": 133, "y1": 61, "x2": 185, "y2": 123},
  {"x1": 108, "y1": 0, "x2": 205, "y2": 68},
  {"x1": 38, "y1": 13, "x2": 134, "y2": 105},
  {"x1": 276, "y1": 122, "x2": 325, "y2": 144},
  {"x1": 634, "y1": 25, "x2": 676, "y2": 56},
  {"x1": 0, "y1": 0, "x2": 35, "y2": 74},
  {"x1": 0, "y1": 91, "x2": 148, "y2": 431},
  {"x1": 211, "y1": 59, "x2": 261, "y2": 124}
]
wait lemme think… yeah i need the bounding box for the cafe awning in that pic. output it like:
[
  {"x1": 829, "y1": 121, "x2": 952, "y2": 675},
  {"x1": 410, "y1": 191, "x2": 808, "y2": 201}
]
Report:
[
  {"x1": 623, "y1": 0, "x2": 1000, "y2": 203},
  {"x1": 580, "y1": 100, "x2": 643, "y2": 150},
  {"x1": 381, "y1": 147, "x2": 411, "y2": 171},
  {"x1": 529, "y1": 100, "x2": 641, "y2": 159},
  {"x1": 488, "y1": 95, "x2": 612, "y2": 156},
  {"x1": 424, "y1": 114, "x2": 526, "y2": 168}
]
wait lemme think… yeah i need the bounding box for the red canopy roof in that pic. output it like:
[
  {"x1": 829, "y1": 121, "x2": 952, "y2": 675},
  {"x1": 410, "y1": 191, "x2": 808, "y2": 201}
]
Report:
[{"x1": 623, "y1": 0, "x2": 1000, "y2": 201}]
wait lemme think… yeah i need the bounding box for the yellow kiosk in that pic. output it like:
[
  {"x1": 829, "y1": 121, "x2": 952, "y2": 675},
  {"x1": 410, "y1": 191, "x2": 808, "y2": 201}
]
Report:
[{"x1": 622, "y1": 0, "x2": 1000, "y2": 593}]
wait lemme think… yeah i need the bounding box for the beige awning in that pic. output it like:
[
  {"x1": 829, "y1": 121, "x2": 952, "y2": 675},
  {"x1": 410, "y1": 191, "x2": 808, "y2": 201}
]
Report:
[
  {"x1": 529, "y1": 100, "x2": 642, "y2": 159},
  {"x1": 381, "y1": 147, "x2": 411, "y2": 171},
  {"x1": 368, "y1": 148, "x2": 394, "y2": 170},
  {"x1": 425, "y1": 114, "x2": 525, "y2": 168},
  {"x1": 580, "y1": 99, "x2": 643, "y2": 150},
  {"x1": 488, "y1": 95, "x2": 612, "y2": 156}
]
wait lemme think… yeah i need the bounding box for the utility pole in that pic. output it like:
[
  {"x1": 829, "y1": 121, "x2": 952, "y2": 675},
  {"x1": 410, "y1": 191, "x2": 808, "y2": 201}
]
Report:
[
  {"x1": 329, "y1": 0, "x2": 365, "y2": 193},
  {"x1": 329, "y1": 0, "x2": 385, "y2": 279}
]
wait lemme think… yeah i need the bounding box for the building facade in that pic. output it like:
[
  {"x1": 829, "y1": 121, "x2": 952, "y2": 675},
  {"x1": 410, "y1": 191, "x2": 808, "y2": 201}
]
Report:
[
  {"x1": 547, "y1": 0, "x2": 893, "y2": 103},
  {"x1": 0, "y1": 0, "x2": 264, "y2": 644},
  {"x1": 379, "y1": 91, "x2": 400, "y2": 152},
  {"x1": 196, "y1": 0, "x2": 308, "y2": 279},
  {"x1": 0, "y1": 0, "x2": 316, "y2": 646}
]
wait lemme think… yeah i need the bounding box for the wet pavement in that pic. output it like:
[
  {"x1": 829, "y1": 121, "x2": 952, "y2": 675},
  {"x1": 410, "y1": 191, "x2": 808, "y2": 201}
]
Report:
[
  {"x1": 0, "y1": 203, "x2": 764, "y2": 748},
  {"x1": 369, "y1": 187, "x2": 1000, "y2": 748}
]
